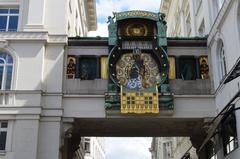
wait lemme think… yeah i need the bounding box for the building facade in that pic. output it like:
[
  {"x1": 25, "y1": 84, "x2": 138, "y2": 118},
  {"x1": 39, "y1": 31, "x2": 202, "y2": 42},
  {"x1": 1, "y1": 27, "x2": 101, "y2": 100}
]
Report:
[
  {"x1": 84, "y1": 137, "x2": 105, "y2": 159},
  {"x1": 1, "y1": 0, "x2": 240, "y2": 159},
  {"x1": 150, "y1": 137, "x2": 198, "y2": 159},
  {"x1": 160, "y1": 0, "x2": 224, "y2": 37},
  {"x1": 0, "y1": 0, "x2": 96, "y2": 159},
  {"x1": 154, "y1": 0, "x2": 240, "y2": 159}
]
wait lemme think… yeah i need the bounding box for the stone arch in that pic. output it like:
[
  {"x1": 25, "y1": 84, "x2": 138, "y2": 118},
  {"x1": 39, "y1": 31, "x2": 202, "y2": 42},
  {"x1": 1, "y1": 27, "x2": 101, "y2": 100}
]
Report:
[{"x1": 216, "y1": 37, "x2": 227, "y2": 82}]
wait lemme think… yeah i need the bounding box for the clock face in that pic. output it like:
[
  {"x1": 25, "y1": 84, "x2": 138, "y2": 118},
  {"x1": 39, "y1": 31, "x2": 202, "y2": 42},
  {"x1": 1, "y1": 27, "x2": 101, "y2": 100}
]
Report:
[
  {"x1": 126, "y1": 23, "x2": 148, "y2": 36},
  {"x1": 115, "y1": 53, "x2": 160, "y2": 89}
]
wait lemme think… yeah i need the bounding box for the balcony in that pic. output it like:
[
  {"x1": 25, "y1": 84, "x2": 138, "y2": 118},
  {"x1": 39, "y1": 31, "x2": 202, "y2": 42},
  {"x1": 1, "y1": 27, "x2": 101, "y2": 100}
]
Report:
[
  {"x1": 169, "y1": 79, "x2": 211, "y2": 95},
  {"x1": 64, "y1": 79, "x2": 108, "y2": 94}
]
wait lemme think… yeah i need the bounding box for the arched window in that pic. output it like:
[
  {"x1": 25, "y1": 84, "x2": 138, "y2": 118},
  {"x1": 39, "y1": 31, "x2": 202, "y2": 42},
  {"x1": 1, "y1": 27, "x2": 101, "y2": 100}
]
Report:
[
  {"x1": 217, "y1": 40, "x2": 227, "y2": 81},
  {"x1": 0, "y1": 52, "x2": 13, "y2": 89}
]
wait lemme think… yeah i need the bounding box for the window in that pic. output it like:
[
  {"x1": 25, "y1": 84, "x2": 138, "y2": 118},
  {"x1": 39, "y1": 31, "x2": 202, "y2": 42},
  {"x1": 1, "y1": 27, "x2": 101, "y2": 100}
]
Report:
[
  {"x1": 179, "y1": 56, "x2": 197, "y2": 80},
  {"x1": 0, "y1": 8, "x2": 19, "y2": 32},
  {"x1": 67, "y1": 55, "x2": 109, "y2": 80},
  {"x1": 0, "y1": 52, "x2": 13, "y2": 89},
  {"x1": 84, "y1": 138, "x2": 90, "y2": 153},
  {"x1": 0, "y1": 121, "x2": 8, "y2": 151},
  {"x1": 217, "y1": 40, "x2": 227, "y2": 81},
  {"x1": 198, "y1": 20, "x2": 205, "y2": 37},
  {"x1": 206, "y1": 133, "x2": 221, "y2": 159},
  {"x1": 163, "y1": 141, "x2": 173, "y2": 158},
  {"x1": 221, "y1": 109, "x2": 238, "y2": 155},
  {"x1": 79, "y1": 57, "x2": 98, "y2": 80}
]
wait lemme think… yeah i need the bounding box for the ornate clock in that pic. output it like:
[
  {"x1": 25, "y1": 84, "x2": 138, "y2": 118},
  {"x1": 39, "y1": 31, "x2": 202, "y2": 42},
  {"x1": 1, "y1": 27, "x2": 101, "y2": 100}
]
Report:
[
  {"x1": 108, "y1": 47, "x2": 169, "y2": 90},
  {"x1": 105, "y1": 10, "x2": 173, "y2": 115}
]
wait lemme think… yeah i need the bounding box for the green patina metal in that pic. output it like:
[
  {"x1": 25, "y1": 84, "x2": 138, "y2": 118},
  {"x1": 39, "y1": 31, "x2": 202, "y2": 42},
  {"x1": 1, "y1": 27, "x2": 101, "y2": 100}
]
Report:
[
  {"x1": 157, "y1": 22, "x2": 167, "y2": 46},
  {"x1": 105, "y1": 10, "x2": 173, "y2": 113},
  {"x1": 114, "y1": 10, "x2": 159, "y2": 21},
  {"x1": 107, "y1": 16, "x2": 117, "y2": 46}
]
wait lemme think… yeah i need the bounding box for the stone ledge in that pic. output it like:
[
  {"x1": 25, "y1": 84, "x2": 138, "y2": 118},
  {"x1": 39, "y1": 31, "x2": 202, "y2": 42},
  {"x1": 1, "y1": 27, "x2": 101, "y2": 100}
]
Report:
[{"x1": 0, "y1": 32, "x2": 68, "y2": 44}]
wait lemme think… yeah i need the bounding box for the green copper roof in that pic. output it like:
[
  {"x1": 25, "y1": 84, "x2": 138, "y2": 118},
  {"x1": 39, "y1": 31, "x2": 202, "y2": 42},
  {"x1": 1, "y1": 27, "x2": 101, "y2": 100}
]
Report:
[{"x1": 114, "y1": 10, "x2": 161, "y2": 21}]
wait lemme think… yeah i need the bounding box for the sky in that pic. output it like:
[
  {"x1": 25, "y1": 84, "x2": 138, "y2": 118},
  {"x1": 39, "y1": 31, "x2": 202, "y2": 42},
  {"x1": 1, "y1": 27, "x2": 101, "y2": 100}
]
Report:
[
  {"x1": 106, "y1": 137, "x2": 152, "y2": 159},
  {"x1": 88, "y1": 0, "x2": 161, "y2": 37},
  {"x1": 88, "y1": 1, "x2": 161, "y2": 158}
]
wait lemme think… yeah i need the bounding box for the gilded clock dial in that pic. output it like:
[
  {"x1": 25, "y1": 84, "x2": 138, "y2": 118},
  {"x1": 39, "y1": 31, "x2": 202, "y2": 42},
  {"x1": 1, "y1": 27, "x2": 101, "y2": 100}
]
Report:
[
  {"x1": 126, "y1": 23, "x2": 148, "y2": 36},
  {"x1": 116, "y1": 52, "x2": 160, "y2": 89}
]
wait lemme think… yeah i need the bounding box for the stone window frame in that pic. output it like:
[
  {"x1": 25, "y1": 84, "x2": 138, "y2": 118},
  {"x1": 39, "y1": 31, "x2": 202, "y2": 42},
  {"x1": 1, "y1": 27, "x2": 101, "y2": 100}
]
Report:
[
  {"x1": 162, "y1": 140, "x2": 173, "y2": 158},
  {"x1": 0, "y1": 7, "x2": 19, "y2": 32},
  {"x1": 220, "y1": 108, "x2": 238, "y2": 156},
  {"x1": 0, "y1": 52, "x2": 14, "y2": 90},
  {"x1": 0, "y1": 121, "x2": 8, "y2": 151},
  {"x1": 217, "y1": 40, "x2": 227, "y2": 83}
]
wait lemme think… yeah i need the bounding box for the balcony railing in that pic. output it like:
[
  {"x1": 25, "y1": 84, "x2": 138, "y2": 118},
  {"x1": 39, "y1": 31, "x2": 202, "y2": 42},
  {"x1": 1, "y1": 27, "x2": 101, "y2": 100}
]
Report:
[{"x1": 0, "y1": 91, "x2": 14, "y2": 105}]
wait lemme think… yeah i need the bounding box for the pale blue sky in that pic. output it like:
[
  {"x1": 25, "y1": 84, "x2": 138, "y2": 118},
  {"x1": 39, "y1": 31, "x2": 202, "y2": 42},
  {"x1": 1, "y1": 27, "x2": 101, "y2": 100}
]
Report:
[{"x1": 88, "y1": 0, "x2": 161, "y2": 37}]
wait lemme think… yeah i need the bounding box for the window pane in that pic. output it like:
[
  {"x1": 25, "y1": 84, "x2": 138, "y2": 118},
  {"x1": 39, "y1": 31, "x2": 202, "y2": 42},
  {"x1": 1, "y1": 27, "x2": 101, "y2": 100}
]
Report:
[
  {"x1": 6, "y1": 54, "x2": 13, "y2": 64},
  {"x1": 0, "y1": 59, "x2": 4, "y2": 64},
  {"x1": 0, "y1": 9, "x2": 8, "y2": 14},
  {"x1": 0, "y1": 131, "x2": 7, "y2": 150},
  {"x1": 8, "y1": 16, "x2": 18, "y2": 32},
  {"x1": 5, "y1": 66, "x2": 13, "y2": 90},
  {"x1": 10, "y1": 9, "x2": 19, "y2": 14},
  {"x1": 0, "y1": 53, "x2": 7, "y2": 60},
  {"x1": 179, "y1": 57, "x2": 197, "y2": 80},
  {"x1": 0, "y1": 66, "x2": 3, "y2": 89},
  {"x1": 79, "y1": 58, "x2": 97, "y2": 80},
  {"x1": 0, "y1": 16, "x2": 7, "y2": 32},
  {"x1": 1, "y1": 122, "x2": 7, "y2": 128}
]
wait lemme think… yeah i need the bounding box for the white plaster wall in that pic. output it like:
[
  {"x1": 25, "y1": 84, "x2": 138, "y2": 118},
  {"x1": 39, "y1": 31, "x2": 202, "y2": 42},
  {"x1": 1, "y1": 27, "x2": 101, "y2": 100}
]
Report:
[
  {"x1": 63, "y1": 96, "x2": 215, "y2": 118},
  {"x1": 37, "y1": 120, "x2": 61, "y2": 159},
  {"x1": 43, "y1": 45, "x2": 65, "y2": 93},
  {"x1": 63, "y1": 97, "x2": 106, "y2": 118},
  {"x1": 209, "y1": 0, "x2": 240, "y2": 110},
  {"x1": 9, "y1": 41, "x2": 45, "y2": 90},
  {"x1": 12, "y1": 119, "x2": 39, "y2": 159},
  {"x1": 44, "y1": 0, "x2": 67, "y2": 34}
]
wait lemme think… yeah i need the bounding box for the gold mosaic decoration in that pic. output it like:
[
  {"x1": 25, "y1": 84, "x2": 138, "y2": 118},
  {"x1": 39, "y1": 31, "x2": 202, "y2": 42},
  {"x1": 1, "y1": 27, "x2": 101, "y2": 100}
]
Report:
[
  {"x1": 120, "y1": 86, "x2": 159, "y2": 114},
  {"x1": 168, "y1": 56, "x2": 176, "y2": 79},
  {"x1": 199, "y1": 56, "x2": 210, "y2": 79},
  {"x1": 67, "y1": 56, "x2": 76, "y2": 79}
]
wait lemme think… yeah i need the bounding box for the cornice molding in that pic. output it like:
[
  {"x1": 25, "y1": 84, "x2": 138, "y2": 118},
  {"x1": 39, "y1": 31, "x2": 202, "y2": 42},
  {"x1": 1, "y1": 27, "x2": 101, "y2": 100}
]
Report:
[
  {"x1": 48, "y1": 35, "x2": 68, "y2": 44},
  {"x1": 0, "y1": 32, "x2": 68, "y2": 44},
  {"x1": 0, "y1": 32, "x2": 48, "y2": 41}
]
